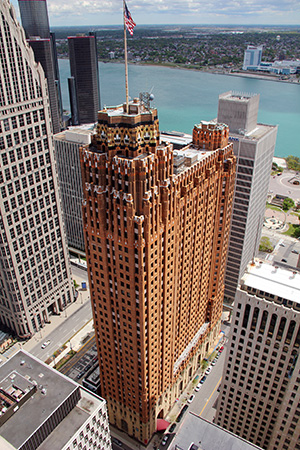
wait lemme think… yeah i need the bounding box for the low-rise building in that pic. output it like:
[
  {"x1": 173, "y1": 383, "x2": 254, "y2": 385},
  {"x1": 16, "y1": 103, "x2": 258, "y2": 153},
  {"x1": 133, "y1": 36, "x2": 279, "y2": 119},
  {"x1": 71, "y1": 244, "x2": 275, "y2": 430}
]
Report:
[{"x1": 0, "y1": 350, "x2": 111, "y2": 450}]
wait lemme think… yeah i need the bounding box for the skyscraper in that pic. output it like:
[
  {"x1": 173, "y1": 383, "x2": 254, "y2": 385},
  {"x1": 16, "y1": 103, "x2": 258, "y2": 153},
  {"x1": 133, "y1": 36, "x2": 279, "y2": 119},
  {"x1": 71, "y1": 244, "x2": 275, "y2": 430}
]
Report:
[
  {"x1": 80, "y1": 98, "x2": 236, "y2": 443},
  {"x1": 217, "y1": 91, "x2": 277, "y2": 302},
  {"x1": 68, "y1": 35, "x2": 100, "y2": 125},
  {"x1": 18, "y1": 0, "x2": 62, "y2": 134},
  {"x1": 0, "y1": 0, "x2": 73, "y2": 338},
  {"x1": 54, "y1": 127, "x2": 94, "y2": 252},
  {"x1": 215, "y1": 261, "x2": 300, "y2": 450},
  {"x1": 18, "y1": 0, "x2": 50, "y2": 39}
]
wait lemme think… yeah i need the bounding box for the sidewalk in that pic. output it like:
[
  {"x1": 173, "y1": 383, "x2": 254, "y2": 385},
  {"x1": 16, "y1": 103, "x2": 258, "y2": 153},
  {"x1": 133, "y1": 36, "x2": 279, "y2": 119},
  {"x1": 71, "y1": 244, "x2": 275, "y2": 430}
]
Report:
[{"x1": 2, "y1": 264, "x2": 91, "y2": 360}]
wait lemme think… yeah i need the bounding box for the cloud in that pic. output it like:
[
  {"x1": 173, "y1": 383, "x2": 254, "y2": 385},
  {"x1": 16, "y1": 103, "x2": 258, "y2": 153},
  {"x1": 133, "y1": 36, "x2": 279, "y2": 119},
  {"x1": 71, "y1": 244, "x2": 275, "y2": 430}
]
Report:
[{"x1": 11, "y1": 0, "x2": 300, "y2": 25}]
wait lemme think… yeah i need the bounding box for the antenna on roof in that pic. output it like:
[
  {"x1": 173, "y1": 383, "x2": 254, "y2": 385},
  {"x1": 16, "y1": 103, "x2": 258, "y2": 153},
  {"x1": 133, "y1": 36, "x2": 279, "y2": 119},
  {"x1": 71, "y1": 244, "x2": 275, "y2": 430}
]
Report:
[{"x1": 139, "y1": 92, "x2": 154, "y2": 112}]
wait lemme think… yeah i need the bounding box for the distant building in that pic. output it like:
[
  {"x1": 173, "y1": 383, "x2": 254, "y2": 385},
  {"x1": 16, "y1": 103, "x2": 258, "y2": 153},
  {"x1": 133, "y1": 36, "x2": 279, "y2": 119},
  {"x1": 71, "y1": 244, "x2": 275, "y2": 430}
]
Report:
[
  {"x1": 18, "y1": 0, "x2": 50, "y2": 39},
  {"x1": 0, "y1": 350, "x2": 111, "y2": 450},
  {"x1": 18, "y1": 0, "x2": 63, "y2": 133},
  {"x1": 54, "y1": 127, "x2": 94, "y2": 252},
  {"x1": 216, "y1": 261, "x2": 300, "y2": 450},
  {"x1": 68, "y1": 35, "x2": 100, "y2": 125},
  {"x1": 218, "y1": 91, "x2": 277, "y2": 303},
  {"x1": 0, "y1": 0, "x2": 73, "y2": 337},
  {"x1": 80, "y1": 98, "x2": 236, "y2": 443},
  {"x1": 242, "y1": 44, "x2": 299, "y2": 75},
  {"x1": 243, "y1": 45, "x2": 263, "y2": 70},
  {"x1": 172, "y1": 412, "x2": 263, "y2": 450}
]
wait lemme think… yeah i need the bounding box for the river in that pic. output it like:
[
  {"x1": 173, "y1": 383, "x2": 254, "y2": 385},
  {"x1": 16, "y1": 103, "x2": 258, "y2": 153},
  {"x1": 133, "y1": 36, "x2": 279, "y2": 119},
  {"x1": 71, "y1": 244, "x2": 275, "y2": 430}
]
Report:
[{"x1": 58, "y1": 60, "x2": 300, "y2": 158}]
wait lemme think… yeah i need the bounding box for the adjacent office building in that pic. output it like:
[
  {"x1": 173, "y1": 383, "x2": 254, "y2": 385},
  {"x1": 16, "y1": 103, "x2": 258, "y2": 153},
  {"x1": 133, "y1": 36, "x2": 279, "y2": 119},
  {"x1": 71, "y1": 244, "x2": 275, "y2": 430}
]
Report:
[
  {"x1": 18, "y1": 0, "x2": 62, "y2": 133},
  {"x1": 215, "y1": 261, "x2": 300, "y2": 450},
  {"x1": 0, "y1": 0, "x2": 73, "y2": 337},
  {"x1": 0, "y1": 350, "x2": 111, "y2": 450},
  {"x1": 80, "y1": 98, "x2": 236, "y2": 443},
  {"x1": 68, "y1": 34, "x2": 100, "y2": 125},
  {"x1": 217, "y1": 91, "x2": 277, "y2": 302},
  {"x1": 54, "y1": 127, "x2": 94, "y2": 252}
]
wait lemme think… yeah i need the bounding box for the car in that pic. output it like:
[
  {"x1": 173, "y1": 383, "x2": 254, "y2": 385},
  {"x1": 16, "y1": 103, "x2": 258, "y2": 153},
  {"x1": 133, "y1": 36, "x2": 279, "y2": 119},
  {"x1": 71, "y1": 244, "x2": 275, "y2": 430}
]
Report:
[
  {"x1": 41, "y1": 340, "x2": 50, "y2": 349},
  {"x1": 279, "y1": 243, "x2": 285, "y2": 247},
  {"x1": 176, "y1": 405, "x2": 188, "y2": 422},
  {"x1": 200, "y1": 375, "x2": 207, "y2": 384},
  {"x1": 195, "y1": 382, "x2": 202, "y2": 392},
  {"x1": 217, "y1": 384, "x2": 221, "y2": 392},
  {"x1": 211, "y1": 359, "x2": 216, "y2": 366},
  {"x1": 281, "y1": 258, "x2": 287, "y2": 263},
  {"x1": 219, "y1": 346, "x2": 224, "y2": 352},
  {"x1": 292, "y1": 250, "x2": 299, "y2": 254},
  {"x1": 188, "y1": 394, "x2": 195, "y2": 403},
  {"x1": 169, "y1": 423, "x2": 176, "y2": 433},
  {"x1": 161, "y1": 434, "x2": 170, "y2": 446},
  {"x1": 112, "y1": 438, "x2": 123, "y2": 447},
  {"x1": 205, "y1": 366, "x2": 212, "y2": 375},
  {"x1": 77, "y1": 371, "x2": 85, "y2": 379}
]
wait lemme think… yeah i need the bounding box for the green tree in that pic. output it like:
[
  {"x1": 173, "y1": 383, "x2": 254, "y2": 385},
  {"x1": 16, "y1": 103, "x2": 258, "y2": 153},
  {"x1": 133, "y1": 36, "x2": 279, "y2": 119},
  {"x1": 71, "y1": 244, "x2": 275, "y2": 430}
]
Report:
[
  {"x1": 282, "y1": 198, "x2": 295, "y2": 212},
  {"x1": 286, "y1": 155, "x2": 300, "y2": 171},
  {"x1": 259, "y1": 236, "x2": 274, "y2": 253}
]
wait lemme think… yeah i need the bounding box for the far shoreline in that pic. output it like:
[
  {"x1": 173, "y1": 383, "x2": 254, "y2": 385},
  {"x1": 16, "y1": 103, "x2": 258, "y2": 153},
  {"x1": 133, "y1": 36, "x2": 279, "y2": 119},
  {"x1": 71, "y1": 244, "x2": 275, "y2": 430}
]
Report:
[{"x1": 58, "y1": 57, "x2": 299, "y2": 85}]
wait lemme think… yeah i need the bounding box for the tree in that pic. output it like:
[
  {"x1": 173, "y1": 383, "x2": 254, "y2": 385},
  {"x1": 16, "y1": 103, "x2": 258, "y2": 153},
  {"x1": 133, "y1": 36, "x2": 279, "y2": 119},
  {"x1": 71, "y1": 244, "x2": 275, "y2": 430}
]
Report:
[
  {"x1": 282, "y1": 197, "x2": 295, "y2": 212},
  {"x1": 286, "y1": 155, "x2": 300, "y2": 171},
  {"x1": 259, "y1": 236, "x2": 274, "y2": 253}
]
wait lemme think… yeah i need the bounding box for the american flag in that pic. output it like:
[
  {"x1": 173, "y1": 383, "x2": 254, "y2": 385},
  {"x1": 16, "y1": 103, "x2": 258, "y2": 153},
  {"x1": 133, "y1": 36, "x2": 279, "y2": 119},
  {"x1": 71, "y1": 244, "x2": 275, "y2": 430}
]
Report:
[{"x1": 124, "y1": 1, "x2": 136, "y2": 35}]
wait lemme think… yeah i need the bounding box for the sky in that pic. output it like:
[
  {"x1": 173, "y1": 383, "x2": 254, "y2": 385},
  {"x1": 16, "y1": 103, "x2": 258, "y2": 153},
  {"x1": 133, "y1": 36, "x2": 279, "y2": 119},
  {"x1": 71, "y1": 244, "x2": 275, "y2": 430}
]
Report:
[{"x1": 11, "y1": 0, "x2": 300, "y2": 27}]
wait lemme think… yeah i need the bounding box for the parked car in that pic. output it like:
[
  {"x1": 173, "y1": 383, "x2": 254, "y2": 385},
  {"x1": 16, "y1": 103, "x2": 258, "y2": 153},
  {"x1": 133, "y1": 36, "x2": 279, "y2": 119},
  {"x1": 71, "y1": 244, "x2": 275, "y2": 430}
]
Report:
[
  {"x1": 219, "y1": 346, "x2": 224, "y2": 352},
  {"x1": 211, "y1": 359, "x2": 216, "y2": 366},
  {"x1": 200, "y1": 375, "x2": 207, "y2": 384},
  {"x1": 161, "y1": 434, "x2": 170, "y2": 446},
  {"x1": 195, "y1": 382, "x2": 202, "y2": 392},
  {"x1": 112, "y1": 437, "x2": 123, "y2": 447},
  {"x1": 188, "y1": 394, "x2": 195, "y2": 403},
  {"x1": 205, "y1": 366, "x2": 212, "y2": 375},
  {"x1": 176, "y1": 405, "x2": 188, "y2": 422},
  {"x1": 169, "y1": 423, "x2": 176, "y2": 433},
  {"x1": 41, "y1": 340, "x2": 50, "y2": 349}
]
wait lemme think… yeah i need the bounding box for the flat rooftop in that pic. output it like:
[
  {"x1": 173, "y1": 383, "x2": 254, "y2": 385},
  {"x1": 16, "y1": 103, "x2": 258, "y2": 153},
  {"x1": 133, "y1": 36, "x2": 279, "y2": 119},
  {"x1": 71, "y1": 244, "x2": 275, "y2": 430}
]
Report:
[
  {"x1": 230, "y1": 122, "x2": 277, "y2": 141},
  {"x1": 242, "y1": 260, "x2": 300, "y2": 303},
  {"x1": 171, "y1": 412, "x2": 263, "y2": 450},
  {"x1": 0, "y1": 350, "x2": 105, "y2": 449}
]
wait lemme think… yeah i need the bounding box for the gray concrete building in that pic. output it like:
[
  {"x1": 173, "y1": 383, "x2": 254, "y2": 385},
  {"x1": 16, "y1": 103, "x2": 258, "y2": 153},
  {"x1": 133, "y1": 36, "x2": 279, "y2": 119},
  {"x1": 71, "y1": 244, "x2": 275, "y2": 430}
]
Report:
[
  {"x1": 54, "y1": 127, "x2": 94, "y2": 252},
  {"x1": 217, "y1": 91, "x2": 278, "y2": 302},
  {"x1": 172, "y1": 412, "x2": 263, "y2": 450},
  {"x1": 215, "y1": 261, "x2": 300, "y2": 450},
  {"x1": 0, "y1": 350, "x2": 111, "y2": 450},
  {"x1": 0, "y1": 0, "x2": 73, "y2": 337}
]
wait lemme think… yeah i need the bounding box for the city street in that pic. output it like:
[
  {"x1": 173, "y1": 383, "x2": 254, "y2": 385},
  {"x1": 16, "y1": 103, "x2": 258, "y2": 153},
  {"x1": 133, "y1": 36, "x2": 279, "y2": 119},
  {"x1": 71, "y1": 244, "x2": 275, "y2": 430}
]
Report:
[
  {"x1": 268, "y1": 170, "x2": 300, "y2": 201},
  {"x1": 29, "y1": 300, "x2": 92, "y2": 361}
]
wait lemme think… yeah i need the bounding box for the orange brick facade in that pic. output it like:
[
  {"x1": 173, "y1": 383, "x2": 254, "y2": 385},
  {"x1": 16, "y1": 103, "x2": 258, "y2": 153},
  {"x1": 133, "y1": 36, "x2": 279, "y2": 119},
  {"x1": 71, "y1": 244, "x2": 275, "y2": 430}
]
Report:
[{"x1": 80, "y1": 101, "x2": 235, "y2": 443}]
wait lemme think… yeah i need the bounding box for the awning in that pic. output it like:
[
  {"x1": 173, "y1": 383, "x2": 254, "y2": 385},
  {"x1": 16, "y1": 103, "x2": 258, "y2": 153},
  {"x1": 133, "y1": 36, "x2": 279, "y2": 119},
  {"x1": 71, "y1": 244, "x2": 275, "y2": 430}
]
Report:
[{"x1": 157, "y1": 419, "x2": 170, "y2": 431}]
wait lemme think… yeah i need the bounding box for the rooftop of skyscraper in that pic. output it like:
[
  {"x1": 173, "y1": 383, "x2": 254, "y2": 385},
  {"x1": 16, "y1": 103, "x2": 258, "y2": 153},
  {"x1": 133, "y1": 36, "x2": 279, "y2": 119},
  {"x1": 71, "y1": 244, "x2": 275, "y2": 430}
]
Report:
[{"x1": 241, "y1": 260, "x2": 300, "y2": 304}]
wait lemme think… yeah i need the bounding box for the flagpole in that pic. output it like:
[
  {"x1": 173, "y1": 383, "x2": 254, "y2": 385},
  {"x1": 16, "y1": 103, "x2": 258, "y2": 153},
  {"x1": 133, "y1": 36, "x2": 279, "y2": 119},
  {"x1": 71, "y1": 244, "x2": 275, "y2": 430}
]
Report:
[{"x1": 123, "y1": 0, "x2": 129, "y2": 113}]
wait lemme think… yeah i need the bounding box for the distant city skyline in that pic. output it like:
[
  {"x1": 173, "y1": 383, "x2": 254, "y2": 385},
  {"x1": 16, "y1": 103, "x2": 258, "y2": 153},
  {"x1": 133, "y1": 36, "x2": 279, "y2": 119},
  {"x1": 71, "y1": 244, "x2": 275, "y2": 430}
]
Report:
[{"x1": 10, "y1": 0, "x2": 300, "y2": 27}]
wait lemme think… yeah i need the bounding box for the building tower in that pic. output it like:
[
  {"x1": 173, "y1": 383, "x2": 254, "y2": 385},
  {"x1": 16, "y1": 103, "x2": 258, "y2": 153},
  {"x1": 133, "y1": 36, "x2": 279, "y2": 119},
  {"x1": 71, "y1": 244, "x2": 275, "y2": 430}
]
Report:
[
  {"x1": 0, "y1": 0, "x2": 73, "y2": 338},
  {"x1": 68, "y1": 35, "x2": 100, "y2": 125},
  {"x1": 215, "y1": 261, "x2": 300, "y2": 450},
  {"x1": 54, "y1": 127, "x2": 94, "y2": 252},
  {"x1": 18, "y1": 0, "x2": 50, "y2": 39},
  {"x1": 80, "y1": 98, "x2": 236, "y2": 443},
  {"x1": 243, "y1": 45, "x2": 263, "y2": 70},
  {"x1": 18, "y1": 0, "x2": 63, "y2": 134},
  {"x1": 217, "y1": 91, "x2": 277, "y2": 303}
]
